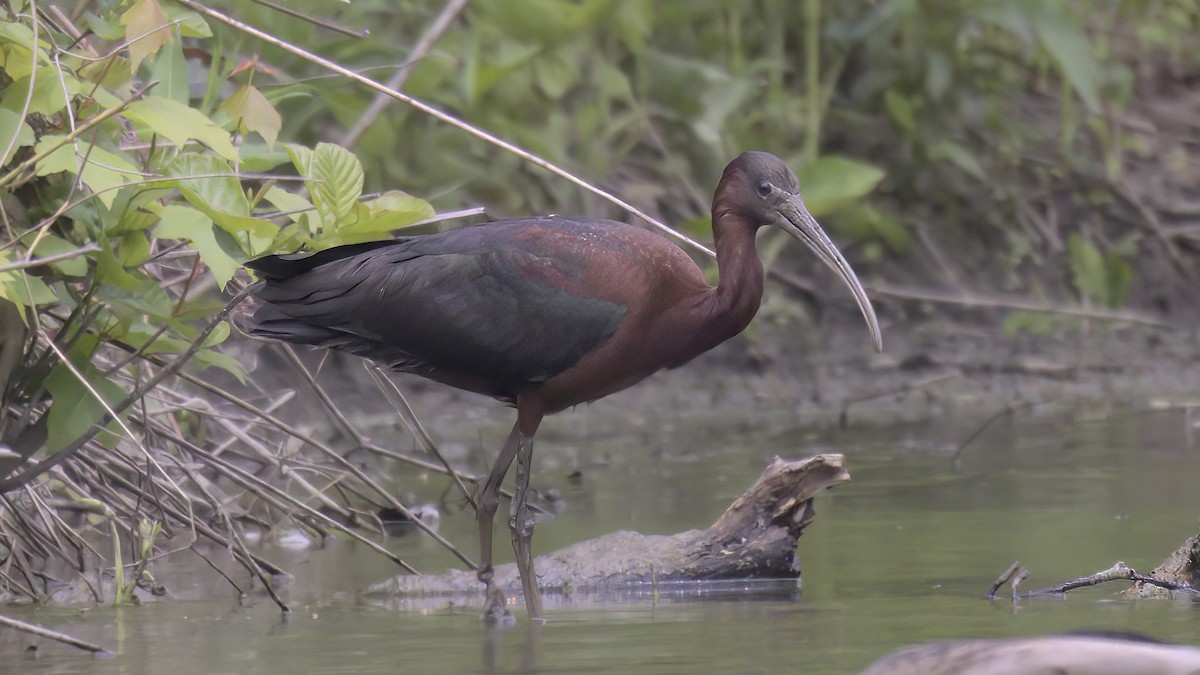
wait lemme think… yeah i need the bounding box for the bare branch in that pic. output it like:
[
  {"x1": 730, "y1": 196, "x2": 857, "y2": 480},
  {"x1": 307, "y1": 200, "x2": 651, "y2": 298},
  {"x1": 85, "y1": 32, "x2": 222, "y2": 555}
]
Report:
[
  {"x1": 0, "y1": 612, "x2": 107, "y2": 653},
  {"x1": 169, "y1": 0, "x2": 718, "y2": 260},
  {"x1": 341, "y1": 0, "x2": 469, "y2": 147}
]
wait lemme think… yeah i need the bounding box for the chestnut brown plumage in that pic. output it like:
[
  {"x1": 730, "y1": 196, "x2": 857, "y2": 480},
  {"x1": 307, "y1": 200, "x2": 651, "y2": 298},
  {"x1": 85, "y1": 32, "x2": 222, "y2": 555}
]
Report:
[{"x1": 241, "y1": 151, "x2": 882, "y2": 621}]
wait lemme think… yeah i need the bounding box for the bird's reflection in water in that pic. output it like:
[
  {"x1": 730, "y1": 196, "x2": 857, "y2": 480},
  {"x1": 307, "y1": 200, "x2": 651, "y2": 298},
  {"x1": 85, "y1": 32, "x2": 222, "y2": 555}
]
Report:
[{"x1": 482, "y1": 613, "x2": 542, "y2": 675}]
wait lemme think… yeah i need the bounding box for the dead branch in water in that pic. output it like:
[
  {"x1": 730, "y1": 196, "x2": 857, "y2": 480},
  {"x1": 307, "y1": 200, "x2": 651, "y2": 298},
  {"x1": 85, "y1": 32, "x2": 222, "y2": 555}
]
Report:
[
  {"x1": 0, "y1": 612, "x2": 106, "y2": 654},
  {"x1": 987, "y1": 561, "x2": 1198, "y2": 601}
]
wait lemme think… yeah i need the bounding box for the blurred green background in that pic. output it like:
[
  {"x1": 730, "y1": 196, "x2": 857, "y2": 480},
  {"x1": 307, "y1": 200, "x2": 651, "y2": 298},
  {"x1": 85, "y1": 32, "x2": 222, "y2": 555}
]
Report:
[{"x1": 244, "y1": 0, "x2": 1200, "y2": 322}]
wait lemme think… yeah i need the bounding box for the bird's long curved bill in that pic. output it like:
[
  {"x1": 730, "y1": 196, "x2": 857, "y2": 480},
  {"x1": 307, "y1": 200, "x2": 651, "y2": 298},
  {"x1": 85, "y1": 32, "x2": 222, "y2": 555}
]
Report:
[{"x1": 777, "y1": 196, "x2": 883, "y2": 352}]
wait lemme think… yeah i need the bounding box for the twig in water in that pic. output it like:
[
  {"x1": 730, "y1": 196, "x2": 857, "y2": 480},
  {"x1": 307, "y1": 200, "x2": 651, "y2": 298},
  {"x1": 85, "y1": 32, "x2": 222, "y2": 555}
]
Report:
[
  {"x1": 266, "y1": 350, "x2": 474, "y2": 567},
  {"x1": 149, "y1": 419, "x2": 417, "y2": 573},
  {"x1": 1025, "y1": 562, "x2": 1199, "y2": 597},
  {"x1": 229, "y1": 525, "x2": 290, "y2": 613},
  {"x1": 190, "y1": 545, "x2": 247, "y2": 600},
  {"x1": 0, "y1": 612, "x2": 107, "y2": 654},
  {"x1": 987, "y1": 561, "x2": 1023, "y2": 600},
  {"x1": 1011, "y1": 566, "x2": 1029, "y2": 603},
  {"x1": 950, "y1": 399, "x2": 1052, "y2": 468}
]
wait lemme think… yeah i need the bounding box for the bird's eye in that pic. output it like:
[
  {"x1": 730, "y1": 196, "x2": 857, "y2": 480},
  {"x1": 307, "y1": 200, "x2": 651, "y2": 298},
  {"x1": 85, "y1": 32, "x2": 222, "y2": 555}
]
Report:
[{"x1": 756, "y1": 181, "x2": 772, "y2": 198}]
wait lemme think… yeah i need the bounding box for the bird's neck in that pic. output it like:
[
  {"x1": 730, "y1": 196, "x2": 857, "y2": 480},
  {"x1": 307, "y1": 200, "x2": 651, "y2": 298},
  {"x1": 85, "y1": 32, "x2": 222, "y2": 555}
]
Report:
[{"x1": 708, "y1": 211, "x2": 764, "y2": 337}]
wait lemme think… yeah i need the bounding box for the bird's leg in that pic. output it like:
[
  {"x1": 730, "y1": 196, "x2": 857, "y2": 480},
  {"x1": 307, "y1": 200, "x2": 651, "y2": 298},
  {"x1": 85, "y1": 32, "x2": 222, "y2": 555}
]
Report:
[
  {"x1": 510, "y1": 429, "x2": 544, "y2": 620},
  {"x1": 477, "y1": 423, "x2": 520, "y2": 622}
]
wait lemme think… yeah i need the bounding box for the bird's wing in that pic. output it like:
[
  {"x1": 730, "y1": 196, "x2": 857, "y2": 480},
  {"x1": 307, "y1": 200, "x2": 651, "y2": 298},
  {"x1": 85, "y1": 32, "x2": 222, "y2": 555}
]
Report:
[{"x1": 246, "y1": 224, "x2": 629, "y2": 398}]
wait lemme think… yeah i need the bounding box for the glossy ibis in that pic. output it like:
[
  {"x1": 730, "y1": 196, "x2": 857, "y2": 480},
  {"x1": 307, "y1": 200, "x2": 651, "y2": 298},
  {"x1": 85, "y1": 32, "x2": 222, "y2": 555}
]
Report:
[{"x1": 241, "y1": 151, "x2": 882, "y2": 621}]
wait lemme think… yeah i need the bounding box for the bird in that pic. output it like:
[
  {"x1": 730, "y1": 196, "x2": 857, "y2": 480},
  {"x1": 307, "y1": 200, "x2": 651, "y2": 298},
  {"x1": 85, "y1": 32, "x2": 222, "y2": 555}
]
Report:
[{"x1": 239, "y1": 151, "x2": 882, "y2": 622}]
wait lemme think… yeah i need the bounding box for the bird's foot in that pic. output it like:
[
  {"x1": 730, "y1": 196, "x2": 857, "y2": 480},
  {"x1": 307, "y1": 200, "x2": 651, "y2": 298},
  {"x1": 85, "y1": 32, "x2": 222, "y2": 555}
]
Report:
[
  {"x1": 477, "y1": 564, "x2": 495, "y2": 586},
  {"x1": 480, "y1": 586, "x2": 514, "y2": 626}
]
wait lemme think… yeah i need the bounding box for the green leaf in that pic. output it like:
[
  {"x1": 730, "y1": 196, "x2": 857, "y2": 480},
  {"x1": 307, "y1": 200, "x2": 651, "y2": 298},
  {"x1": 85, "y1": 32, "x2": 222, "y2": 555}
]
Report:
[
  {"x1": 1002, "y1": 311, "x2": 1067, "y2": 337},
  {"x1": 155, "y1": 204, "x2": 241, "y2": 289},
  {"x1": 111, "y1": 206, "x2": 161, "y2": 236},
  {"x1": 0, "y1": 108, "x2": 35, "y2": 165},
  {"x1": 168, "y1": 155, "x2": 277, "y2": 248},
  {"x1": 1105, "y1": 252, "x2": 1133, "y2": 308},
  {"x1": 1, "y1": 68, "x2": 82, "y2": 116},
  {"x1": 44, "y1": 345, "x2": 126, "y2": 454},
  {"x1": 96, "y1": 279, "x2": 174, "y2": 323},
  {"x1": 695, "y1": 76, "x2": 752, "y2": 148},
  {"x1": 464, "y1": 42, "x2": 540, "y2": 104},
  {"x1": 1032, "y1": 11, "x2": 1101, "y2": 113},
  {"x1": 284, "y1": 144, "x2": 313, "y2": 176},
  {"x1": 0, "y1": 17, "x2": 39, "y2": 48},
  {"x1": 924, "y1": 51, "x2": 952, "y2": 101},
  {"x1": 219, "y1": 84, "x2": 282, "y2": 148},
  {"x1": 124, "y1": 321, "x2": 244, "y2": 381},
  {"x1": 105, "y1": 186, "x2": 174, "y2": 235},
  {"x1": 797, "y1": 155, "x2": 886, "y2": 216},
  {"x1": 169, "y1": 153, "x2": 248, "y2": 215},
  {"x1": 158, "y1": 3, "x2": 212, "y2": 38},
  {"x1": 1067, "y1": 233, "x2": 1113, "y2": 306},
  {"x1": 929, "y1": 141, "x2": 986, "y2": 181},
  {"x1": 125, "y1": 96, "x2": 238, "y2": 161},
  {"x1": 30, "y1": 234, "x2": 88, "y2": 277},
  {"x1": 342, "y1": 191, "x2": 435, "y2": 234},
  {"x1": 309, "y1": 143, "x2": 364, "y2": 227},
  {"x1": 0, "y1": 40, "x2": 35, "y2": 81},
  {"x1": 78, "y1": 58, "x2": 132, "y2": 99},
  {"x1": 481, "y1": 0, "x2": 608, "y2": 44},
  {"x1": 596, "y1": 62, "x2": 633, "y2": 101},
  {"x1": 120, "y1": 0, "x2": 173, "y2": 73},
  {"x1": 883, "y1": 89, "x2": 916, "y2": 136},
  {"x1": 0, "y1": 258, "x2": 57, "y2": 307},
  {"x1": 192, "y1": 347, "x2": 247, "y2": 382},
  {"x1": 118, "y1": 231, "x2": 151, "y2": 267},
  {"x1": 202, "y1": 320, "x2": 231, "y2": 348},
  {"x1": 178, "y1": 187, "x2": 277, "y2": 241},
  {"x1": 34, "y1": 135, "x2": 139, "y2": 208},
  {"x1": 533, "y1": 53, "x2": 577, "y2": 100},
  {"x1": 236, "y1": 142, "x2": 290, "y2": 173},
  {"x1": 262, "y1": 186, "x2": 314, "y2": 222},
  {"x1": 828, "y1": 203, "x2": 911, "y2": 254},
  {"x1": 149, "y1": 38, "x2": 189, "y2": 105},
  {"x1": 83, "y1": 12, "x2": 125, "y2": 41},
  {"x1": 94, "y1": 236, "x2": 143, "y2": 290}
]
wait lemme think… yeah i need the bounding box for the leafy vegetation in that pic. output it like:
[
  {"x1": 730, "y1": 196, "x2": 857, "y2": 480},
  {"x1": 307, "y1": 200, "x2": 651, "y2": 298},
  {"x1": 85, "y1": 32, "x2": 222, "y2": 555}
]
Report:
[
  {"x1": 243, "y1": 0, "x2": 1199, "y2": 313},
  {"x1": 0, "y1": 0, "x2": 436, "y2": 603},
  {"x1": 0, "y1": 0, "x2": 1197, "y2": 604}
]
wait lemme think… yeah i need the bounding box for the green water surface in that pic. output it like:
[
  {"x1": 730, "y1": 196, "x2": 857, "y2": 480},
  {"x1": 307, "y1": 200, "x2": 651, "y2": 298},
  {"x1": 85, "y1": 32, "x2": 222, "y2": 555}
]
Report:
[{"x1": 5, "y1": 407, "x2": 1199, "y2": 674}]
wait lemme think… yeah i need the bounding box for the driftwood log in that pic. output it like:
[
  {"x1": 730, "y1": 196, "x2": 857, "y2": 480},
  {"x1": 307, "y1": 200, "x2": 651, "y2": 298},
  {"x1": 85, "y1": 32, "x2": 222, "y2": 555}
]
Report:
[
  {"x1": 1125, "y1": 530, "x2": 1200, "y2": 599},
  {"x1": 366, "y1": 454, "x2": 849, "y2": 606}
]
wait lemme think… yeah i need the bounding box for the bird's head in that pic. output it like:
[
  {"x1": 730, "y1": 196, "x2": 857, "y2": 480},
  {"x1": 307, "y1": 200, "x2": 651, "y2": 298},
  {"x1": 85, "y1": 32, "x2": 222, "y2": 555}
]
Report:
[{"x1": 720, "y1": 151, "x2": 883, "y2": 352}]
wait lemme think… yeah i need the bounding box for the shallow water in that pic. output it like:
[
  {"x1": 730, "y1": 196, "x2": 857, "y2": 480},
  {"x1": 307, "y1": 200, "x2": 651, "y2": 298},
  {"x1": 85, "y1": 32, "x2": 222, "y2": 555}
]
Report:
[{"x1": 6, "y1": 407, "x2": 1200, "y2": 674}]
